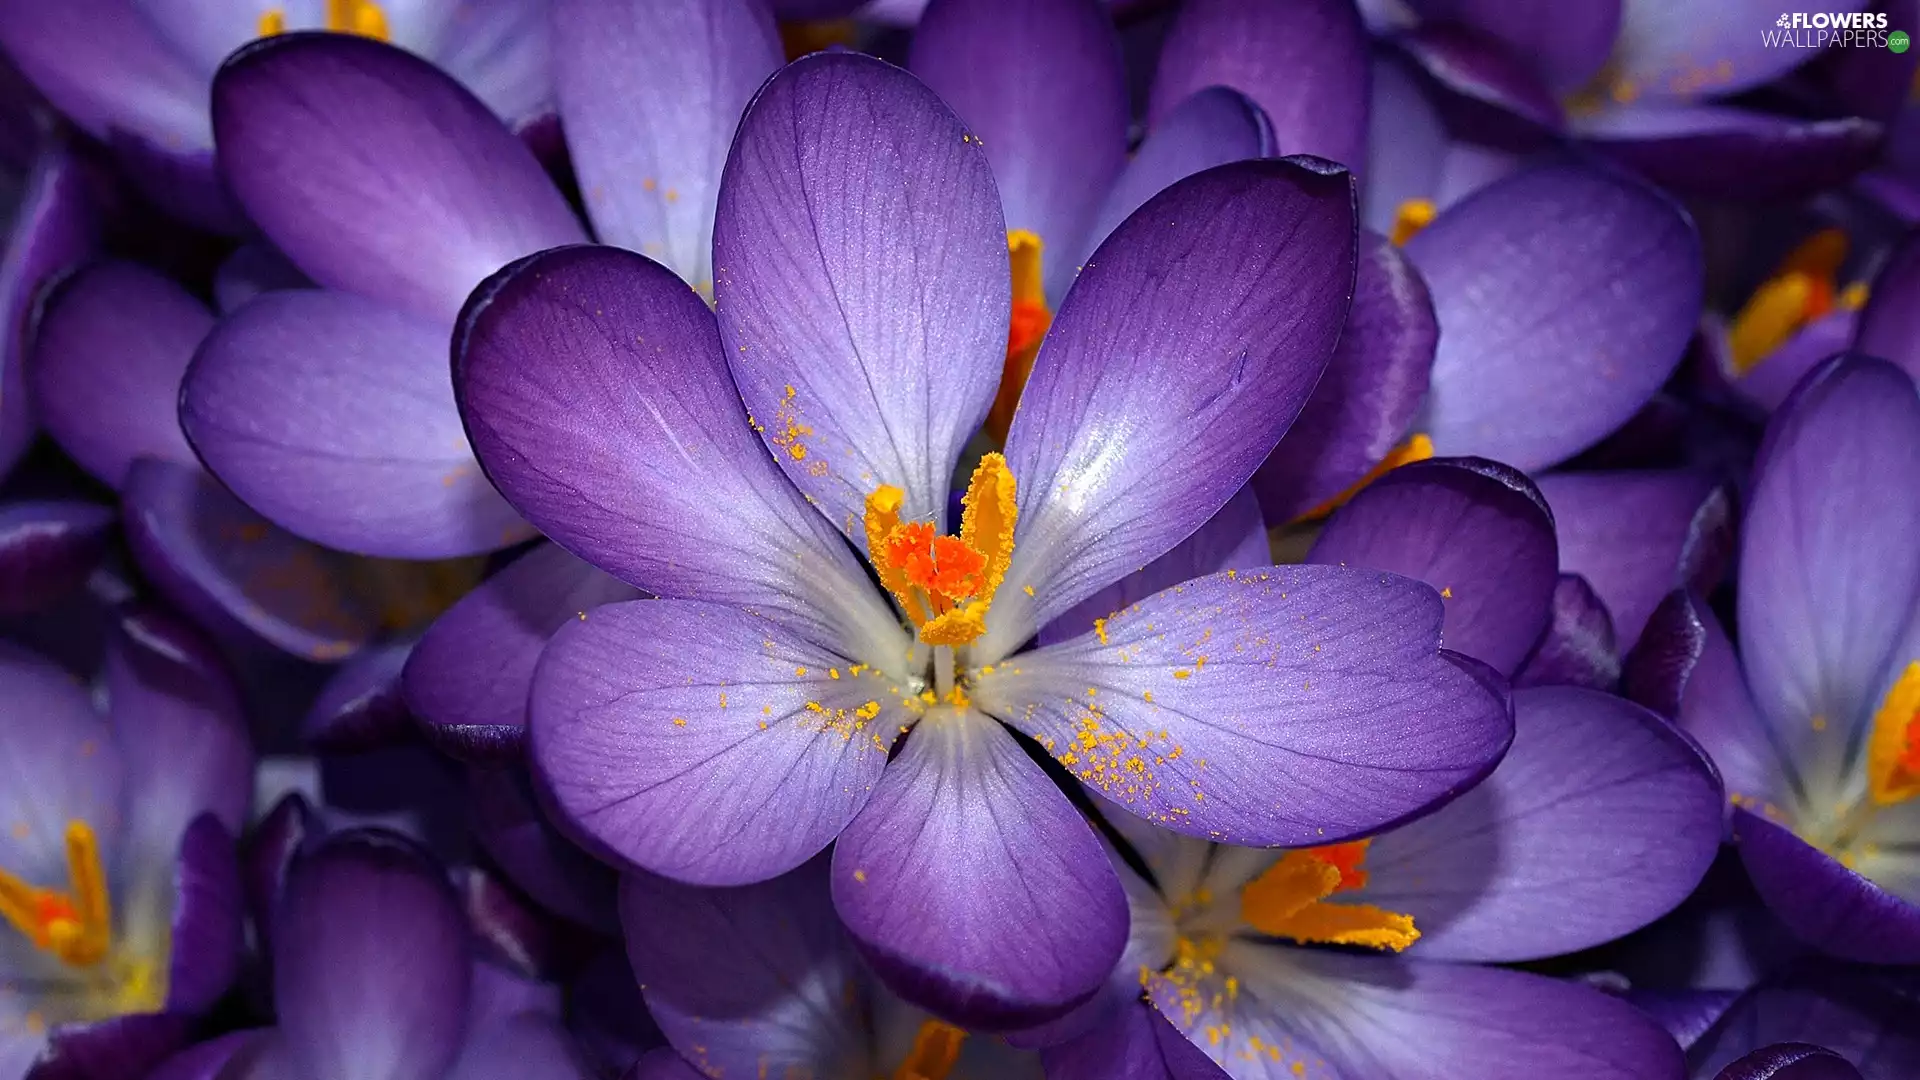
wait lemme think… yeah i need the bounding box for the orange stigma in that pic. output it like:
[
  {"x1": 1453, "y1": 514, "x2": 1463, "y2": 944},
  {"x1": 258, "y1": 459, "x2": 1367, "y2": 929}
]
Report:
[
  {"x1": 0, "y1": 821, "x2": 114, "y2": 967},
  {"x1": 1293, "y1": 432, "x2": 1435, "y2": 523},
  {"x1": 1239, "y1": 840, "x2": 1418, "y2": 952},
  {"x1": 1728, "y1": 228, "x2": 1868, "y2": 376},
  {"x1": 1867, "y1": 662, "x2": 1920, "y2": 806},
  {"x1": 865, "y1": 453, "x2": 1017, "y2": 647},
  {"x1": 891, "y1": 1019, "x2": 967, "y2": 1080},
  {"x1": 987, "y1": 231, "x2": 1051, "y2": 442}
]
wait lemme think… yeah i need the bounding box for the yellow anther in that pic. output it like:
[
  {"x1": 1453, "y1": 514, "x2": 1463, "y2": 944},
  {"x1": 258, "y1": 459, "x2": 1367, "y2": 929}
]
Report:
[
  {"x1": 325, "y1": 0, "x2": 390, "y2": 40},
  {"x1": 0, "y1": 820, "x2": 113, "y2": 967},
  {"x1": 778, "y1": 18, "x2": 858, "y2": 61},
  {"x1": 892, "y1": 1019, "x2": 967, "y2": 1080},
  {"x1": 988, "y1": 231, "x2": 1052, "y2": 443},
  {"x1": 1728, "y1": 228, "x2": 1852, "y2": 376},
  {"x1": 1389, "y1": 198, "x2": 1436, "y2": 247},
  {"x1": 1240, "y1": 841, "x2": 1419, "y2": 952},
  {"x1": 256, "y1": 7, "x2": 287, "y2": 36},
  {"x1": 1866, "y1": 661, "x2": 1920, "y2": 806},
  {"x1": 1294, "y1": 432, "x2": 1435, "y2": 523},
  {"x1": 863, "y1": 455, "x2": 1018, "y2": 646}
]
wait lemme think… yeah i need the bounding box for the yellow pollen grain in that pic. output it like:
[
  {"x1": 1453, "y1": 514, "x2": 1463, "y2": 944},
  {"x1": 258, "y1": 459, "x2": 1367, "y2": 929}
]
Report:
[
  {"x1": 1441, "y1": 586, "x2": 1453, "y2": 599},
  {"x1": 1023, "y1": 584, "x2": 1035, "y2": 596}
]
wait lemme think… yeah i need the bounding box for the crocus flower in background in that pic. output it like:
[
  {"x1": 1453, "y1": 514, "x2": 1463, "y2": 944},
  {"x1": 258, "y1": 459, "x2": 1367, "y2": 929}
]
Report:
[
  {"x1": 1627, "y1": 354, "x2": 1920, "y2": 964},
  {"x1": 0, "y1": 609, "x2": 250, "y2": 1079},
  {"x1": 1686, "y1": 963, "x2": 1920, "y2": 1079},
  {"x1": 457, "y1": 53, "x2": 1512, "y2": 1025},
  {"x1": 0, "y1": 0, "x2": 550, "y2": 230}
]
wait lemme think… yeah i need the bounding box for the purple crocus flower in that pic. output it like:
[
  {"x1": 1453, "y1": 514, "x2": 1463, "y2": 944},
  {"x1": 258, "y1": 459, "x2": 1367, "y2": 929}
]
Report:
[
  {"x1": 0, "y1": 0, "x2": 549, "y2": 230},
  {"x1": 0, "y1": 609, "x2": 251, "y2": 1080},
  {"x1": 454, "y1": 54, "x2": 1512, "y2": 1025},
  {"x1": 620, "y1": 858, "x2": 1063, "y2": 1080},
  {"x1": 1627, "y1": 354, "x2": 1920, "y2": 965},
  {"x1": 1686, "y1": 964, "x2": 1920, "y2": 1079}
]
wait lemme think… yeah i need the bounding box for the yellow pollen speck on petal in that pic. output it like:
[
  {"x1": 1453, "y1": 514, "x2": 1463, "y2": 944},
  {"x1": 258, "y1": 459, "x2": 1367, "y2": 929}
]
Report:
[
  {"x1": 1023, "y1": 584, "x2": 1035, "y2": 596},
  {"x1": 863, "y1": 455, "x2": 1018, "y2": 647},
  {"x1": 1239, "y1": 841, "x2": 1419, "y2": 952},
  {"x1": 1866, "y1": 661, "x2": 1920, "y2": 806},
  {"x1": 1389, "y1": 198, "x2": 1436, "y2": 247},
  {"x1": 0, "y1": 820, "x2": 114, "y2": 968},
  {"x1": 988, "y1": 230, "x2": 1052, "y2": 442},
  {"x1": 1441, "y1": 587, "x2": 1453, "y2": 599},
  {"x1": 892, "y1": 1019, "x2": 967, "y2": 1080},
  {"x1": 1294, "y1": 433, "x2": 1435, "y2": 523}
]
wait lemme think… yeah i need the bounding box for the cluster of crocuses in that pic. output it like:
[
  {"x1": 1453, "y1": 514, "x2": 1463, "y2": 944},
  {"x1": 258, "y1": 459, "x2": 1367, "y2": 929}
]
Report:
[{"x1": 0, "y1": 0, "x2": 1916, "y2": 1078}]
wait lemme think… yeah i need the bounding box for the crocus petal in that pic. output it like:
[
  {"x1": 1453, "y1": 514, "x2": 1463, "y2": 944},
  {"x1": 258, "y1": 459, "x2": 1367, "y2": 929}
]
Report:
[
  {"x1": 1635, "y1": 989, "x2": 1741, "y2": 1051},
  {"x1": 1606, "y1": 0, "x2": 1869, "y2": 102},
  {"x1": 0, "y1": 0, "x2": 205, "y2": 152},
  {"x1": 29, "y1": 1013, "x2": 194, "y2": 1080},
  {"x1": 713, "y1": 52, "x2": 1007, "y2": 535},
  {"x1": 976, "y1": 566, "x2": 1512, "y2": 847},
  {"x1": 212, "y1": 33, "x2": 585, "y2": 324},
  {"x1": 28, "y1": 261, "x2": 205, "y2": 489},
  {"x1": 554, "y1": 0, "x2": 780, "y2": 287},
  {"x1": 984, "y1": 158, "x2": 1357, "y2": 658},
  {"x1": 467, "y1": 765, "x2": 619, "y2": 932},
  {"x1": 1, "y1": 141, "x2": 97, "y2": 476},
  {"x1": 0, "y1": 500, "x2": 114, "y2": 617},
  {"x1": 1737, "y1": 356, "x2": 1920, "y2": 800},
  {"x1": 1149, "y1": 0, "x2": 1370, "y2": 169},
  {"x1": 145, "y1": 1033, "x2": 260, "y2": 1080},
  {"x1": 454, "y1": 243, "x2": 904, "y2": 663},
  {"x1": 1254, "y1": 230, "x2": 1437, "y2": 524},
  {"x1": 1360, "y1": 685, "x2": 1722, "y2": 961},
  {"x1": 119, "y1": 459, "x2": 379, "y2": 661},
  {"x1": 0, "y1": 642, "x2": 122, "y2": 888},
  {"x1": 1714, "y1": 308, "x2": 1857, "y2": 418},
  {"x1": 163, "y1": 815, "x2": 244, "y2": 1014},
  {"x1": 532, "y1": 598, "x2": 903, "y2": 886},
  {"x1": 1512, "y1": 573, "x2": 1620, "y2": 691},
  {"x1": 275, "y1": 832, "x2": 472, "y2": 1080},
  {"x1": 243, "y1": 792, "x2": 314, "y2": 960},
  {"x1": 909, "y1": 0, "x2": 1128, "y2": 298},
  {"x1": 1854, "y1": 226, "x2": 1920, "y2": 386},
  {"x1": 182, "y1": 289, "x2": 533, "y2": 559},
  {"x1": 1363, "y1": 54, "x2": 1447, "y2": 232},
  {"x1": 301, "y1": 638, "x2": 414, "y2": 753},
  {"x1": 1535, "y1": 469, "x2": 1734, "y2": 651},
  {"x1": 628, "y1": 1050, "x2": 706, "y2": 1080},
  {"x1": 1405, "y1": 0, "x2": 1621, "y2": 90},
  {"x1": 1688, "y1": 964, "x2": 1920, "y2": 1080},
  {"x1": 621, "y1": 858, "x2": 869, "y2": 1078},
  {"x1": 831, "y1": 709, "x2": 1127, "y2": 1028},
  {"x1": 1156, "y1": 944, "x2": 1686, "y2": 1080},
  {"x1": 1571, "y1": 103, "x2": 1883, "y2": 200},
  {"x1": 1395, "y1": 23, "x2": 1565, "y2": 131},
  {"x1": 1735, "y1": 810, "x2": 1920, "y2": 965},
  {"x1": 1308, "y1": 458, "x2": 1557, "y2": 676},
  {"x1": 428, "y1": 0, "x2": 555, "y2": 130},
  {"x1": 1040, "y1": 484, "x2": 1268, "y2": 646},
  {"x1": 444, "y1": 1014, "x2": 592, "y2": 1080},
  {"x1": 1079, "y1": 86, "x2": 1275, "y2": 274},
  {"x1": 1041, "y1": 1000, "x2": 1232, "y2": 1080},
  {"x1": 1402, "y1": 164, "x2": 1703, "y2": 472},
  {"x1": 405, "y1": 543, "x2": 640, "y2": 760},
  {"x1": 212, "y1": 243, "x2": 311, "y2": 314},
  {"x1": 1712, "y1": 1044, "x2": 1863, "y2": 1080}
]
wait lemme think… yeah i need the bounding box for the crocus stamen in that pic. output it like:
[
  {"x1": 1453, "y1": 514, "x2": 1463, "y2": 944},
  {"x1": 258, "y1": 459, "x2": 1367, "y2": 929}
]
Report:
[
  {"x1": 864, "y1": 454, "x2": 1018, "y2": 647},
  {"x1": 0, "y1": 821, "x2": 113, "y2": 967},
  {"x1": 1866, "y1": 661, "x2": 1920, "y2": 806},
  {"x1": 1389, "y1": 198, "x2": 1436, "y2": 247},
  {"x1": 1292, "y1": 432, "x2": 1435, "y2": 523},
  {"x1": 987, "y1": 231, "x2": 1051, "y2": 442},
  {"x1": 1239, "y1": 841, "x2": 1418, "y2": 952},
  {"x1": 327, "y1": 0, "x2": 390, "y2": 38},
  {"x1": 256, "y1": 7, "x2": 287, "y2": 35},
  {"x1": 1727, "y1": 228, "x2": 1866, "y2": 375},
  {"x1": 891, "y1": 1019, "x2": 967, "y2": 1080}
]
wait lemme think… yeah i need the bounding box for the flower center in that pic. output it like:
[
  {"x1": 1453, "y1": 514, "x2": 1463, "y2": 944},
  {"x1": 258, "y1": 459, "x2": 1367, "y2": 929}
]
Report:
[
  {"x1": 1389, "y1": 198, "x2": 1436, "y2": 247},
  {"x1": 1727, "y1": 228, "x2": 1868, "y2": 376},
  {"x1": 0, "y1": 821, "x2": 113, "y2": 968},
  {"x1": 864, "y1": 453, "x2": 1017, "y2": 649},
  {"x1": 1865, "y1": 661, "x2": 1920, "y2": 807},
  {"x1": 1237, "y1": 840, "x2": 1419, "y2": 952},
  {"x1": 888, "y1": 1019, "x2": 967, "y2": 1080},
  {"x1": 986, "y1": 231, "x2": 1052, "y2": 442},
  {"x1": 257, "y1": 0, "x2": 391, "y2": 40}
]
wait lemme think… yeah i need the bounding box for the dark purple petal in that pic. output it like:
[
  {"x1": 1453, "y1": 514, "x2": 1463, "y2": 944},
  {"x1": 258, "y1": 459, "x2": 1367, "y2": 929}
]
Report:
[
  {"x1": 25, "y1": 1012, "x2": 192, "y2": 1080},
  {"x1": 531, "y1": 598, "x2": 900, "y2": 886},
  {"x1": 0, "y1": 0, "x2": 204, "y2": 151},
  {"x1": 1572, "y1": 104, "x2": 1882, "y2": 200},
  {"x1": 1308, "y1": 457, "x2": 1557, "y2": 676},
  {"x1": 212, "y1": 34, "x2": 585, "y2": 324},
  {"x1": 1361, "y1": 686, "x2": 1723, "y2": 961},
  {"x1": 1363, "y1": 53, "x2": 1449, "y2": 232},
  {"x1": 1040, "y1": 484, "x2": 1267, "y2": 646},
  {"x1": 212, "y1": 244, "x2": 310, "y2": 314},
  {"x1": 1402, "y1": 164, "x2": 1703, "y2": 471},
  {"x1": 1736, "y1": 811, "x2": 1920, "y2": 965},
  {"x1": 910, "y1": 0, "x2": 1128, "y2": 297},
  {"x1": 1737, "y1": 356, "x2": 1920, "y2": 799},
  {"x1": 1512, "y1": 572, "x2": 1621, "y2": 691},
  {"x1": 621, "y1": 858, "x2": 867, "y2": 1078},
  {"x1": 980, "y1": 565, "x2": 1513, "y2": 846},
  {"x1": 626, "y1": 1050, "x2": 705, "y2": 1080},
  {"x1": 832, "y1": 711, "x2": 1127, "y2": 1028},
  {"x1": 1149, "y1": 0, "x2": 1370, "y2": 168},
  {"x1": 1604, "y1": 0, "x2": 1869, "y2": 102},
  {"x1": 456, "y1": 866, "x2": 560, "y2": 982},
  {"x1": 713, "y1": 53, "x2": 1007, "y2": 535},
  {"x1": 986, "y1": 158, "x2": 1357, "y2": 657},
  {"x1": 182, "y1": 289, "x2": 533, "y2": 559},
  {"x1": 1632, "y1": 989, "x2": 1741, "y2": 1051},
  {"x1": 405, "y1": 543, "x2": 640, "y2": 761},
  {"x1": 1713, "y1": 1044, "x2": 1864, "y2": 1080},
  {"x1": 554, "y1": 0, "x2": 780, "y2": 287},
  {"x1": 301, "y1": 638, "x2": 414, "y2": 753},
  {"x1": 1395, "y1": 22, "x2": 1565, "y2": 131},
  {"x1": 144, "y1": 1032, "x2": 260, "y2": 1080},
  {"x1": 453, "y1": 243, "x2": 903, "y2": 659},
  {"x1": 120, "y1": 459, "x2": 379, "y2": 660},
  {"x1": 1405, "y1": 0, "x2": 1620, "y2": 90},
  {"x1": 1, "y1": 141, "x2": 98, "y2": 476},
  {"x1": 1254, "y1": 229, "x2": 1437, "y2": 524},
  {"x1": 1689, "y1": 965, "x2": 1920, "y2": 1080},
  {"x1": 28, "y1": 261, "x2": 205, "y2": 488},
  {"x1": 164, "y1": 815, "x2": 244, "y2": 1013},
  {"x1": 467, "y1": 765, "x2": 619, "y2": 932},
  {"x1": 567, "y1": 949, "x2": 667, "y2": 1074},
  {"x1": 242, "y1": 792, "x2": 315, "y2": 959},
  {"x1": 274, "y1": 832, "x2": 471, "y2": 1080},
  {"x1": 1040, "y1": 1000, "x2": 1231, "y2": 1080},
  {"x1": 1854, "y1": 226, "x2": 1920, "y2": 386},
  {"x1": 443, "y1": 1014, "x2": 592, "y2": 1080},
  {"x1": 1535, "y1": 469, "x2": 1734, "y2": 651},
  {"x1": 0, "y1": 500, "x2": 114, "y2": 617}
]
